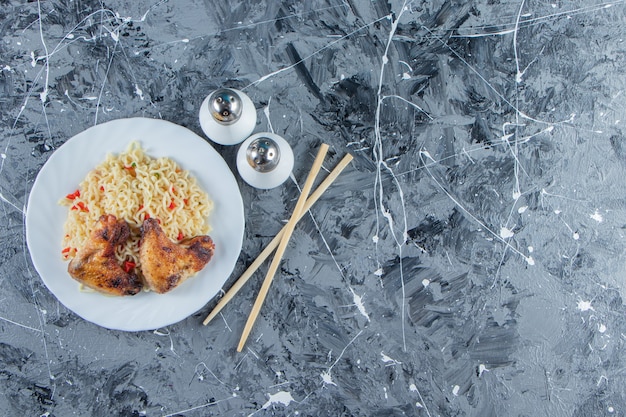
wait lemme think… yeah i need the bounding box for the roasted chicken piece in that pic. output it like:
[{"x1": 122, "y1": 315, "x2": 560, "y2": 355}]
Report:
[
  {"x1": 68, "y1": 215, "x2": 143, "y2": 296},
  {"x1": 139, "y1": 218, "x2": 215, "y2": 293}
]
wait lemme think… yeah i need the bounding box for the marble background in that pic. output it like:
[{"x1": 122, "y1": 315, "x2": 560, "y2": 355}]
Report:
[{"x1": 1, "y1": 0, "x2": 625, "y2": 416}]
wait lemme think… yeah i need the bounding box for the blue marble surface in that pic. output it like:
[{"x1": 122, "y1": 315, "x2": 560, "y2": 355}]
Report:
[{"x1": 1, "y1": 0, "x2": 625, "y2": 416}]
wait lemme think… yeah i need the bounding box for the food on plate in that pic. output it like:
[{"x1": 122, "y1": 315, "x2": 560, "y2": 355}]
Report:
[
  {"x1": 140, "y1": 218, "x2": 215, "y2": 293},
  {"x1": 68, "y1": 214, "x2": 143, "y2": 296},
  {"x1": 60, "y1": 142, "x2": 214, "y2": 295}
]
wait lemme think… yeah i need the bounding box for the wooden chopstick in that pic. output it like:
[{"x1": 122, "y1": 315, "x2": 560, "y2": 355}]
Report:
[
  {"x1": 236, "y1": 144, "x2": 329, "y2": 352},
  {"x1": 202, "y1": 151, "x2": 353, "y2": 327}
]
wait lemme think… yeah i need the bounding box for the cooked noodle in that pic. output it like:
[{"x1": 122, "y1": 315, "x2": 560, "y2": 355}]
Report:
[{"x1": 60, "y1": 142, "x2": 213, "y2": 272}]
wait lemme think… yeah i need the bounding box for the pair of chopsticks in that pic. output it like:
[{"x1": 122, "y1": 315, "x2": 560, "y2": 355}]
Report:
[{"x1": 202, "y1": 144, "x2": 353, "y2": 352}]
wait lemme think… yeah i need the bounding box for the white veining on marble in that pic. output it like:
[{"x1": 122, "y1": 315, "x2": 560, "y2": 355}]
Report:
[{"x1": 320, "y1": 329, "x2": 362, "y2": 387}]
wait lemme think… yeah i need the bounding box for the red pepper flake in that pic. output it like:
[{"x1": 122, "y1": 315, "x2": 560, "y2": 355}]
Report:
[
  {"x1": 144, "y1": 213, "x2": 150, "y2": 219},
  {"x1": 123, "y1": 261, "x2": 136, "y2": 273},
  {"x1": 137, "y1": 204, "x2": 144, "y2": 212},
  {"x1": 71, "y1": 202, "x2": 88, "y2": 212},
  {"x1": 171, "y1": 186, "x2": 177, "y2": 195},
  {"x1": 183, "y1": 198, "x2": 189, "y2": 206},
  {"x1": 124, "y1": 164, "x2": 136, "y2": 177},
  {"x1": 168, "y1": 201, "x2": 176, "y2": 210},
  {"x1": 66, "y1": 189, "x2": 80, "y2": 200},
  {"x1": 62, "y1": 247, "x2": 76, "y2": 259},
  {"x1": 177, "y1": 231, "x2": 184, "y2": 241},
  {"x1": 99, "y1": 186, "x2": 105, "y2": 192}
]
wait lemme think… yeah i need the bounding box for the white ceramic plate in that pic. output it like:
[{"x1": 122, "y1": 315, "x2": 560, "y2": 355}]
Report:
[{"x1": 26, "y1": 118, "x2": 244, "y2": 331}]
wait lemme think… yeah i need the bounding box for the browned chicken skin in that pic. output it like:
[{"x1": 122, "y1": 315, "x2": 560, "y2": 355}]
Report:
[
  {"x1": 68, "y1": 215, "x2": 143, "y2": 296},
  {"x1": 139, "y1": 218, "x2": 215, "y2": 294}
]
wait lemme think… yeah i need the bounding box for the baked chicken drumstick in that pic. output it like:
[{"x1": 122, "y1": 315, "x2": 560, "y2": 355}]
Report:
[
  {"x1": 139, "y1": 218, "x2": 215, "y2": 294},
  {"x1": 68, "y1": 214, "x2": 143, "y2": 296}
]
